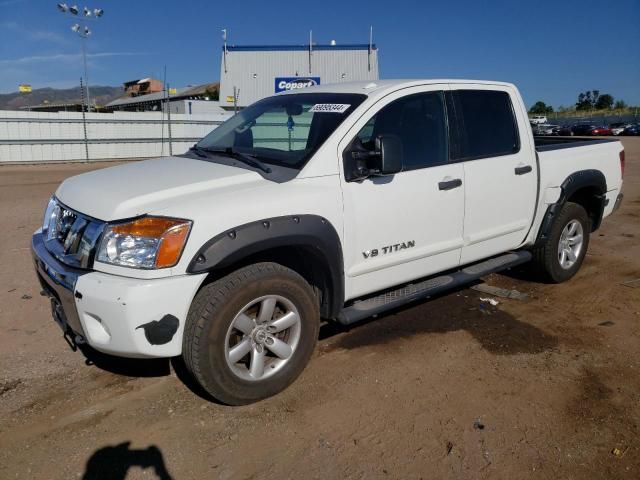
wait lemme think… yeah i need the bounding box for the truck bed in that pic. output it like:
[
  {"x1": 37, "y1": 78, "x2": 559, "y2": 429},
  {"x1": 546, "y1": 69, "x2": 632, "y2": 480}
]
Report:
[{"x1": 534, "y1": 136, "x2": 618, "y2": 152}]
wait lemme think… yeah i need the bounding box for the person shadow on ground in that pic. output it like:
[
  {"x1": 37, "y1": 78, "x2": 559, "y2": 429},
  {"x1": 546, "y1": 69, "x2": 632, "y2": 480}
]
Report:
[{"x1": 82, "y1": 442, "x2": 173, "y2": 480}]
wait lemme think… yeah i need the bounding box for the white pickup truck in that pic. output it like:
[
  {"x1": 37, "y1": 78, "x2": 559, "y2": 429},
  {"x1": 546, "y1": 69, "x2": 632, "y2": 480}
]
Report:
[{"x1": 32, "y1": 80, "x2": 625, "y2": 404}]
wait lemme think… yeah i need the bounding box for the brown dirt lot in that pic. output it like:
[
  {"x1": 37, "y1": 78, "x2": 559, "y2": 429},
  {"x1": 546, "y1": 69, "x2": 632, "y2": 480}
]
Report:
[{"x1": 0, "y1": 140, "x2": 639, "y2": 480}]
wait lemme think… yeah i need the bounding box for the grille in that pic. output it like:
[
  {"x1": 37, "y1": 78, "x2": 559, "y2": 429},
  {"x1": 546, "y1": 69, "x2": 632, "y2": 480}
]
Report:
[{"x1": 45, "y1": 201, "x2": 105, "y2": 269}]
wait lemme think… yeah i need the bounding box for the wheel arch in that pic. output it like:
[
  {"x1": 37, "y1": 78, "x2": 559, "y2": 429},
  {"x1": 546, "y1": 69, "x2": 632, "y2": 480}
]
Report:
[
  {"x1": 187, "y1": 215, "x2": 344, "y2": 319},
  {"x1": 536, "y1": 169, "x2": 607, "y2": 245}
]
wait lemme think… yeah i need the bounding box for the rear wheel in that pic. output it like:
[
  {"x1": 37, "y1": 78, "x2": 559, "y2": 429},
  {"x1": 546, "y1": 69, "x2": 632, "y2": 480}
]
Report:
[
  {"x1": 531, "y1": 202, "x2": 591, "y2": 283},
  {"x1": 183, "y1": 262, "x2": 319, "y2": 405}
]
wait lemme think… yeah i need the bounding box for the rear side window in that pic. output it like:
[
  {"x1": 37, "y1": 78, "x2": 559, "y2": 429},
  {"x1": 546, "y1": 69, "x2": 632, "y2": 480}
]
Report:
[{"x1": 449, "y1": 90, "x2": 520, "y2": 160}]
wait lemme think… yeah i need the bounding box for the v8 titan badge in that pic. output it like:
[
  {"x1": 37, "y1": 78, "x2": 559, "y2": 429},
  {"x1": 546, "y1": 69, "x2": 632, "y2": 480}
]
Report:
[{"x1": 363, "y1": 240, "x2": 416, "y2": 259}]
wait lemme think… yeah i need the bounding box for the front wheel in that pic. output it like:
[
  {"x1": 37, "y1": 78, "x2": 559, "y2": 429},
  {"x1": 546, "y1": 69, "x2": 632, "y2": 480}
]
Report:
[
  {"x1": 183, "y1": 262, "x2": 319, "y2": 405},
  {"x1": 531, "y1": 202, "x2": 591, "y2": 283}
]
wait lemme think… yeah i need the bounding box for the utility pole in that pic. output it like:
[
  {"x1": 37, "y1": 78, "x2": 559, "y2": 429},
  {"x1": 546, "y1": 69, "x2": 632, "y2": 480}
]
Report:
[
  {"x1": 81, "y1": 34, "x2": 90, "y2": 112},
  {"x1": 79, "y1": 77, "x2": 89, "y2": 161},
  {"x1": 166, "y1": 83, "x2": 173, "y2": 156},
  {"x1": 233, "y1": 86, "x2": 239, "y2": 113}
]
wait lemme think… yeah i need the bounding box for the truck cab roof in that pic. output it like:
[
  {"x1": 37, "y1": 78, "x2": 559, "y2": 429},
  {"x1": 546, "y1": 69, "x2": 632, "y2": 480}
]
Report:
[{"x1": 277, "y1": 79, "x2": 517, "y2": 98}]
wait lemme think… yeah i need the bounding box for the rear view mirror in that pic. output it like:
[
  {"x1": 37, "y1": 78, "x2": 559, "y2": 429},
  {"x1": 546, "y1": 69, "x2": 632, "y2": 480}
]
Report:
[{"x1": 286, "y1": 103, "x2": 303, "y2": 116}]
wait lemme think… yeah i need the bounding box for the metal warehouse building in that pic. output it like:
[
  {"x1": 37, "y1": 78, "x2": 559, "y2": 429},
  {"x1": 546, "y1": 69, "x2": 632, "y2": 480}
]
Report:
[{"x1": 219, "y1": 43, "x2": 379, "y2": 108}]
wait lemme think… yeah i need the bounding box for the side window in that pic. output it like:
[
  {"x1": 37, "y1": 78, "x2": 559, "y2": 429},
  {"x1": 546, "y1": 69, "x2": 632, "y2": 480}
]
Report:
[
  {"x1": 354, "y1": 91, "x2": 448, "y2": 171},
  {"x1": 450, "y1": 90, "x2": 520, "y2": 160}
]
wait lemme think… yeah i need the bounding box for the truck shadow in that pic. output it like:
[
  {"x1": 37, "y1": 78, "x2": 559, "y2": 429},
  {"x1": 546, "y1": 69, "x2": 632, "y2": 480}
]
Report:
[
  {"x1": 82, "y1": 441, "x2": 173, "y2": 480},
  {"x1": 78, "y1": 343, "x2": 217, "y2": 403},
  {"x1": 79, "y1": 345, "x2": 171, "y2": 377},
  {"x1": 320, "y1": 287, "x2": 558, "y2": 356}
]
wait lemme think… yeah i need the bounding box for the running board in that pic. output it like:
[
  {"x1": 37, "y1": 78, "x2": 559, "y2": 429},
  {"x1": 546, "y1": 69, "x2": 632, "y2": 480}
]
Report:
[{"x1": 336, "y1": 251, "x2": 532, "y2": 326}]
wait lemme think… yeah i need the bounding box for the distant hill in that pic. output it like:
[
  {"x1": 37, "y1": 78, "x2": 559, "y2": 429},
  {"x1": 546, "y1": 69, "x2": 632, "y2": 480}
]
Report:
[{"x1": 0, "y1": 85, "x2": 122, "y2": 110}]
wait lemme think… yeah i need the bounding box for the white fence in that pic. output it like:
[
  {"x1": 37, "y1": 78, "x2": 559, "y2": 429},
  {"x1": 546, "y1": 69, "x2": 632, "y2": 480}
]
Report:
[{"x1": 0, "y1": 110, "x2": 231, "y2": 164}]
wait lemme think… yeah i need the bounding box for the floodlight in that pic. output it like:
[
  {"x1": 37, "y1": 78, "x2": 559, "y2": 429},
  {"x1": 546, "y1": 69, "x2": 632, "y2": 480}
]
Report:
[
  {"x1": 94, "y1": 8, "x2": 103, "y2": 17},
  {"x1": 83, "y1": 26, "x2": 91, "y2": 36},
  {"x1": 57, "y1": 3, "x2": 69, "y2": 12},
  {"x1": 83, "y1": 6, "x2": 91, "y2": 16},
  {"x1": 69, "y1": 4, "x2": 78, "y2": 14},
  {"x1": 71, "y1": 23, "x2": 80, "y2": 32}
]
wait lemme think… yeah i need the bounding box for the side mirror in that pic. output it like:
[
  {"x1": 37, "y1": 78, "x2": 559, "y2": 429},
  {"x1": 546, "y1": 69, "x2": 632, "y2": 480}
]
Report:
[
  {"x1": 344, "y1": 134, "x2": 403, "y2": 181},
  {"x1": 375, "y1": 134, "x2": 403, "y2": 175}
]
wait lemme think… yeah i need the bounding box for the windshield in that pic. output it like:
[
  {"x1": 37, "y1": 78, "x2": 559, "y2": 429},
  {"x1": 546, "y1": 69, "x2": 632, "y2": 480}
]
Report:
[{"x1": 197, "y1": 93, "x2": 366, "y2": 170}]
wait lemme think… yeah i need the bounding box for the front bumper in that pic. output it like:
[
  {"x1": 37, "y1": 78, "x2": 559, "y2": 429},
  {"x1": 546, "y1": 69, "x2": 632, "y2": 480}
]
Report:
[
  {"x1": 32, "y1": 231, "x2": 206, "y2": 358},
  {"x1": 32, "y1": 231, "x2": 86, "y2": 335}
]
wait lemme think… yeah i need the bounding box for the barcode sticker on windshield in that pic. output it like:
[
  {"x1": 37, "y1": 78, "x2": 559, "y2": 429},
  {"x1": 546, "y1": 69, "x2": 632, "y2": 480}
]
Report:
[{"x1": 309, "y1": 104, "x2": 351, "y2": 113}]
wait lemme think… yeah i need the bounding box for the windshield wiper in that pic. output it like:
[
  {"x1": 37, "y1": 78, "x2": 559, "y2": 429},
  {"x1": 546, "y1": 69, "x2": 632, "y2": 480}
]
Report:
[
  {"x1": 199, "y1": 146, "x2": 272, "y2": 174},
  {"x1": 189, "y1": 144, "x2": 209, "y2": 158}
]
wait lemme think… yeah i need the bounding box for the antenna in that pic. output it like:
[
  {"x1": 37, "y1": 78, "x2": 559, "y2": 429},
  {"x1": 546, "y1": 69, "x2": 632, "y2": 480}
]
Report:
[
  {"x1": 308, "y1": 30, "x2": 313, "y2": 73},
  {"x1": 222, "y1": 28, "x2": 228, "y2": 73},
  {"x1": 368, "y1": 26, "x2": 373, "y2": 72}
]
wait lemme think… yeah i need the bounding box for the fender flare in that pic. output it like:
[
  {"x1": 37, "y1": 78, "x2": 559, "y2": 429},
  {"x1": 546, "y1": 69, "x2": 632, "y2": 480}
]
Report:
[
  {"x1": 187, "y1": 215, "x2": 344, "y2": 318},
  {"x1": 536, "y1": 169, "x2": 607, "y2": 245}
]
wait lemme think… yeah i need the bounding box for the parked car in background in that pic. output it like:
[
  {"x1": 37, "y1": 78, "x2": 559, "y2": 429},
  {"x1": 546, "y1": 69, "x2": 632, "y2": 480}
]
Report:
[
  {"x1": 590, "y1": 126, "x2": 613, "y2": 136},
  {"x1": 571, "y1": 124, "x2": 597, "y2": 136},
  {"x1": 555, "y1": 125, "x2": 573, "y2": 136},
  {"x1": 530, "y1": 115, "x2": 548, "y2": 124},
  {"x1": 622, "y1": 124, "x2": 640, "y2": 136},
  {"x1": 532, "y1": 124, "x2": 559, "y2": 135},
  {"x1": 609, "y1": 122, "x2": 630, "y2": 136}
]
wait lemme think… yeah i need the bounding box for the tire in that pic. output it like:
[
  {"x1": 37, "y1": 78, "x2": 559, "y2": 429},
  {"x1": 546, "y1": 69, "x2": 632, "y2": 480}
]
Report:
[
  {"x1": 183, "y1": 262, "x2": 319, "y2": 405},
  {"x1": 531, "y1": 202, "x2": 591, "y2": 283}
]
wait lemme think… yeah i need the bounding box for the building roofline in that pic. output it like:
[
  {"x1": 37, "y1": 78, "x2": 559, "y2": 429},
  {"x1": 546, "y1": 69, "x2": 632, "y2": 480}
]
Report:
[{"x1": 225, "y1": 43, "x2": 377, "y2": 52}]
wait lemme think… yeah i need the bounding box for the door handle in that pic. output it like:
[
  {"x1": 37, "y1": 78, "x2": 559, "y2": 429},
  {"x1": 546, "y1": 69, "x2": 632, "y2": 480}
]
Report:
[
  {"x1": 515, "y1": 165, "x2": 533, "y2": 175},
  {"x1": 438, "y1": 178, "x2": 463, "y2": 190}
]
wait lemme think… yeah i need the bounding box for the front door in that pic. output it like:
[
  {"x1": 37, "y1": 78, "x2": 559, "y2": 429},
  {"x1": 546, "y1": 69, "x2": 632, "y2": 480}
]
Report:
[{"x1": 339, "y1": 86, "x2": 465, "y2": 300}]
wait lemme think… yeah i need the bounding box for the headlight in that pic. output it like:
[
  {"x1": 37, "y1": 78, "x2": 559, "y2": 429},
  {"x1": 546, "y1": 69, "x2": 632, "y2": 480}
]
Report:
[
  {"x1": 42, "y1": 197, "x2": 61, "y2": 240},
  {"x1": 97, "y1": 217, "x2": 192, "y2": 269}
]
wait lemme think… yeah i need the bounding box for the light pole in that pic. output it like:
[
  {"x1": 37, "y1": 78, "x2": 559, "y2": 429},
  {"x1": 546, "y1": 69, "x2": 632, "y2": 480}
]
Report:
[{"x1": 57, "y1": 3, "x2": 104, "y2": 112}]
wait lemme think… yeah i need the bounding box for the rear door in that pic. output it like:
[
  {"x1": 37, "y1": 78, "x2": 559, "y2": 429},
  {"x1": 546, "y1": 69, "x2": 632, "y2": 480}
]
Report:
[
  {"x1": 339, "y1": 86, "x2": 465, "y2": 300},
  {"x1": 448, "y1": 86, "x2": 538, "y2": 264}
]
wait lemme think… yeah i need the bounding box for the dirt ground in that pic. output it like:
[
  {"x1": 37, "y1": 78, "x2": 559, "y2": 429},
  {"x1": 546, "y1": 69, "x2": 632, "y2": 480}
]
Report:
[{"x1": 0, "y1": 139, "x2": 638, "y2": 480}]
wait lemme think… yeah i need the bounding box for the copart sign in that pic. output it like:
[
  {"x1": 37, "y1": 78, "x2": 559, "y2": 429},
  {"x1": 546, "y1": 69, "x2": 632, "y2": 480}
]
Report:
[{"x1": 275, "y1": 77, "x2": 320, "y2": 93}]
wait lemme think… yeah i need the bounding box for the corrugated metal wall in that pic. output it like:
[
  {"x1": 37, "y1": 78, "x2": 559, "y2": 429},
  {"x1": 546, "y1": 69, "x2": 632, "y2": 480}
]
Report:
[
  {"x1": 0, "y1": 110, "x2": 231, "y2": 163},
  {"x1": 220, "y1": 47, "x2": 379, "y2": 107}
]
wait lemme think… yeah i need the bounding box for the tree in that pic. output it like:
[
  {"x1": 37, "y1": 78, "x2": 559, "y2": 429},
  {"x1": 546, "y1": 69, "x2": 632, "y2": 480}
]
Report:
[
  {"x1": 576, "y1": 90, "x2": 615, "y2": 111},
  {"x1": 614, "y1": 99, "x2": 627, "y2": 110},
  {"x1": 576, "y1": 90, "x2": 595, "y2": 111},
  {"x1": 595, "y1": 94, "x2": 614, "y2": 110},
  {"x1": 529, "y1": 101, "x2": 554, "y2": 115}
]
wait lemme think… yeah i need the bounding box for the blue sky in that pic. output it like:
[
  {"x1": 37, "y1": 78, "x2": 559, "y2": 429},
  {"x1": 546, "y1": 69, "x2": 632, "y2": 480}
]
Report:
[{"x1": 1, "y1": 0, "x2": 639, "y2": 108}]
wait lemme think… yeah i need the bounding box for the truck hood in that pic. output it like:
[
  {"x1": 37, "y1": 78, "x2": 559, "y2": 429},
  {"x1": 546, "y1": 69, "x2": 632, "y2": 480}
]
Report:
[{"x1": 56, "y1": 156, "x2": 265, "y2": 221}]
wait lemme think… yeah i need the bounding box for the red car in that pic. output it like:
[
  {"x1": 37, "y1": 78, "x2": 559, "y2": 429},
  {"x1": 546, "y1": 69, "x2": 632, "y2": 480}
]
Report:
[{"x1": 590, "y1": 126, "x2": 613, "y2": 136}]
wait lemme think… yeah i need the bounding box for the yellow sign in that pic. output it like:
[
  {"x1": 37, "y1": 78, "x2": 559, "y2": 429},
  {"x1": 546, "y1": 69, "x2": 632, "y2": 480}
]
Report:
[
  {"x1": 226, "y1": 95, "x2": 235, "y2": 103},
  {"x1": 168, "y1": 87, "x2": 177, "y2": 95},
  {"x1": 19, "y1": 84, "x2": 32, "y2": 93}
]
